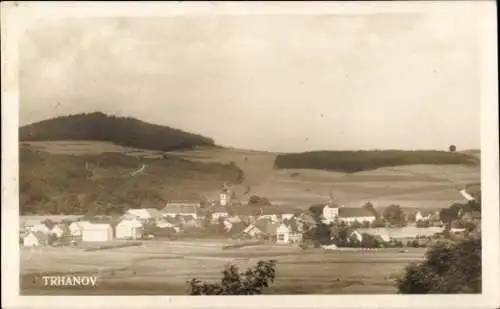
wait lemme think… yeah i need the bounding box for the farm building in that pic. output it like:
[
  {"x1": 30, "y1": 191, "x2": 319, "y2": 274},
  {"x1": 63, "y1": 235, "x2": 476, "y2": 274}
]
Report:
[
  {"x1": 162, "y1": 202, "x2": 201, "y2": 219},
  {"x1": 50, "y1": 224, "x2": 70, "y2": 238},
  {"x1": 276, "y1": 221, "x2": 302, "y2": 245},
  {"x1": 23, "y1": 231, "x2": 49, "y2": 247},
  {"x1": 82, "y1": 223, "x2": 113, "y2": 242},
  {"x1": 69, "y1": 221, "x2": 91, "y2": 236},
  {"x1": 125, "y1": 208, "x2": 162, "y2": 221},
  {"x1": 115, "y1": 218, "x2": 143, "y2": 239}
]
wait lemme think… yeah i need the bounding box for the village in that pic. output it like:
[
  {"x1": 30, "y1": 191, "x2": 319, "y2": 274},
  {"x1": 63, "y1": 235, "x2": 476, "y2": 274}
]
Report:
[{"x1": 20, "y1": 184, "x2": 481, "y2": 251}]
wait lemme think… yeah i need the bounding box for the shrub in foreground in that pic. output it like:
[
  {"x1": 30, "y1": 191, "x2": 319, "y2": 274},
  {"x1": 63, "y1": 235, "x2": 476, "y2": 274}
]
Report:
[
  {"x1": 187, "y1": 260, "x2": 277, "y2": 295},
  {"x1": 397, "y1": 236, "x2": 481, "y2": 293}
]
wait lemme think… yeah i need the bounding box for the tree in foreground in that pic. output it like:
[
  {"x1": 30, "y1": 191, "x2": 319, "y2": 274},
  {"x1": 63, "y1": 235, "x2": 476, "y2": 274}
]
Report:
[
  {"x1": 397, "y1": 236, "x2": 481, "y2": 293},
  {"x1": 187, "y1": 260, "x2": 277, "y2": 295}
]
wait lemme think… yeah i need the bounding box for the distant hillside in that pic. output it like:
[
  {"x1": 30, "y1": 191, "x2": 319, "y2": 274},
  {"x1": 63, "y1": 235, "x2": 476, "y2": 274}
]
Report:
[
  {"x1": 273, "y1": 150, "x2": 479, "y2": 173},
  {"x1": 19, "y1": 112, "x2": 216, "y2": 152},
  {"x1": 19, "y1": 148, "x2": 244, "y2": 215}
]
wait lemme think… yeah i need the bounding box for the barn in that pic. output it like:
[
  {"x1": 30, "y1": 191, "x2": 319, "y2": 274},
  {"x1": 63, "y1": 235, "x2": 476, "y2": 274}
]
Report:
[{"x1": 82, "y1": 223, "x2": 113, "y2": 242}]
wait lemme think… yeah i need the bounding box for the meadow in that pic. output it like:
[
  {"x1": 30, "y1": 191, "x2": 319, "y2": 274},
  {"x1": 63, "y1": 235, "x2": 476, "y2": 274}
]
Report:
[
  {"x1": 167, "y1": 146, "x2": 480, "y2": 210},
  {"x1": 20, "y1": 240, "x2": 426, "y2": 295},
  {"x1": 20, "y1": 141, "x2": 480, "y2": 212}
]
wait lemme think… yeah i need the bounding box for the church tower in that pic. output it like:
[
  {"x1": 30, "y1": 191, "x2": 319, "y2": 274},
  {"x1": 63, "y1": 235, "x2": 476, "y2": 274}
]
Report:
[{"x1": 220, "y1": 183, "x2": 231, "y2": 206}]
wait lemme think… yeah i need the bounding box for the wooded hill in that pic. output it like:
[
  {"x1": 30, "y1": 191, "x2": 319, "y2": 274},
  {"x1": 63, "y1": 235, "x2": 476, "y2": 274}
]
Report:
[
  {"x1": 19, "y1": 148, "x2": 244, "y2": 215},
  {"x1": 20, "y1": 112, "x2": 216, "y2": 152},
  {"x1": 274, "y1": 150, "x2": 478, "y2": 173}
]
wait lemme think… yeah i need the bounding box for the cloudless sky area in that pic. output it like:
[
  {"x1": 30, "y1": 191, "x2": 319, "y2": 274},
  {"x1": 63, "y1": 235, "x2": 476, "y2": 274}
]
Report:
[{"x1": 19, "y1": 12, "x2": 481, "y2": 152}]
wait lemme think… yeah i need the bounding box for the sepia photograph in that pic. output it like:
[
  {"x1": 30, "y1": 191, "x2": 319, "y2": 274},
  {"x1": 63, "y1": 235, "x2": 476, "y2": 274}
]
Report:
[{"x1": 1, "y1": 1, "x2": 498, "y2": 308}]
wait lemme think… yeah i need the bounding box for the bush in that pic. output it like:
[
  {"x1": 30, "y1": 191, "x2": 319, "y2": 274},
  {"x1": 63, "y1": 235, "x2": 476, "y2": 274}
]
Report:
[
  {"x1": 397, "y1": 236, "x2": 481, "y2": 293},
  {"x1": 187, "y1": 260, "x2": 277, "y2": 295}
]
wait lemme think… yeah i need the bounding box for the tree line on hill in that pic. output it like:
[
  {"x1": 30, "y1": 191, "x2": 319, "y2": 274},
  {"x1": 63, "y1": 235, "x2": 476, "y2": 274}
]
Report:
[
  {"x1": 19, "y1": 112, "x2": 216, "y2": 152},
  {"x1": 273, "y1": 150, "x2": 477, "y2": 173}
]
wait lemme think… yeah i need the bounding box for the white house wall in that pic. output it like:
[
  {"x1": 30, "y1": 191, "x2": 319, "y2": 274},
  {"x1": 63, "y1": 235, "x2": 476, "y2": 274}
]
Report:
[{"x1": 82, "y1": 228, "x2": 113, "y2": 242}]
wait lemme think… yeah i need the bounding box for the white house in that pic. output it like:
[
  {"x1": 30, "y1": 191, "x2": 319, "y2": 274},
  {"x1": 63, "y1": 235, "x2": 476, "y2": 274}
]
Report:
[
  {"x1": 23, "y1": 231, "x2": 49, "y2": 247},
  {"x1": 50, "y1": 224, "x2": 70, "y2": 238},
  {"x1": 115, "y1": 218, "x2": 143, "y2": 240},
  {"x1": 322, "y1": 205, "x2": 339, "y2": 224},
  {"x1": 30, "y1": 223, "x2": 51, "y2": 234},
  {"x1": 69, "y1": 221, "x2": 91, "y2": 236},
  {"x1": 82, "y1": 223, "x2": 113, "y2": 242},
  {"x1": 276, "y1": 222, "x2": 302, "y2": 245}
]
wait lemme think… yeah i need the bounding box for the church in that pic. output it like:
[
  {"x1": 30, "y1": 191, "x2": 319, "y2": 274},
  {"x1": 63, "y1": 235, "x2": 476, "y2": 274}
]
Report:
[{"x1": 321, "y1": 195, "x2": 377, "y2": 225}]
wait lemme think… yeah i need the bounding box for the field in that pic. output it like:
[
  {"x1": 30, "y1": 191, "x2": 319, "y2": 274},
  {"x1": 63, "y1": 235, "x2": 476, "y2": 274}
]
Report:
[
  {"x1": 20, "y1": 240, "x2": 426, "y2": 295},
  {"x1": 168, "y1": 147, "x2": 480, "y2": 210},
  {"x1": 20, "y1": 141, "x2": 480, "y2": 211}
]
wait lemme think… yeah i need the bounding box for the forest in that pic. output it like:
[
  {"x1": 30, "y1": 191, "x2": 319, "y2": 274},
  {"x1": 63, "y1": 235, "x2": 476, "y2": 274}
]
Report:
[
  {"x1": 20, "y1": 112, "x2": 216, "y2": 151},
  {"x1": 274, "y1": 150, "x2": 478, "y2": 173}
]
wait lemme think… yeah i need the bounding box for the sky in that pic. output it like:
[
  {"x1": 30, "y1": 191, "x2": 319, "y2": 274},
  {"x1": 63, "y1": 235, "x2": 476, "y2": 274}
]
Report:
[{"x1": 19, "y1": 11, "x2": 482, "y2": 152}]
